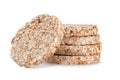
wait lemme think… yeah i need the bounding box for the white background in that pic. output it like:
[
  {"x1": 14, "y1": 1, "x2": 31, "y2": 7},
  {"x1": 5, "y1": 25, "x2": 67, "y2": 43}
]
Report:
[{"x1": 0, "y1": 0, "x2": 120, "y2": 80}]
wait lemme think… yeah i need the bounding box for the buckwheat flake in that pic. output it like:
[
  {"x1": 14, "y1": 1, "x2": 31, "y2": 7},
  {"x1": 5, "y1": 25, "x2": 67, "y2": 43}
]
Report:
[{"x1": 11, "y1": 14, "x2": 64, "y2": 68}]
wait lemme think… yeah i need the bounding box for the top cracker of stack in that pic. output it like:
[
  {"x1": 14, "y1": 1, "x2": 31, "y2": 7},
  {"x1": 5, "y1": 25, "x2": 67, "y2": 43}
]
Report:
[{"x1": 64, "y1": 24, "x2": 98, "y2": 37}]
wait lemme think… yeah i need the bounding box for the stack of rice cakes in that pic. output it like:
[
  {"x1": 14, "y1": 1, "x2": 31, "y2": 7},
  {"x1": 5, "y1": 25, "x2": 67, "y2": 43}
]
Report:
[{"x1": 48, "y1": 24, "x2": 102, "y2": 64}]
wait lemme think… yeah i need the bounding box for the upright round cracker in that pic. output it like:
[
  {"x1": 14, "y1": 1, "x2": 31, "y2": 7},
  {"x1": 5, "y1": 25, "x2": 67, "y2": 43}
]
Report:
[{"x1": 11, "y1": 14, "x2": 64, "y2": 68}]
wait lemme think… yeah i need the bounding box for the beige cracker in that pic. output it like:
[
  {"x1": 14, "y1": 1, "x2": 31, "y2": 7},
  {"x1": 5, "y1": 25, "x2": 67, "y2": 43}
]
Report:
[
  {"x1": 48, "y1": 54, "x2": 100, "y2": 64},
  {"x1": 61, "y1": 35, "x2": 100, "y2": 45},
  {"x1": 55, "y1": 43, "x2": 101, "y2": 56},
  {"x1": 64, "y1": 24, "x2": 98, "y2": 37},
  {"x1": 11, "y1": 14, "x2": 64, "y2": 68}
]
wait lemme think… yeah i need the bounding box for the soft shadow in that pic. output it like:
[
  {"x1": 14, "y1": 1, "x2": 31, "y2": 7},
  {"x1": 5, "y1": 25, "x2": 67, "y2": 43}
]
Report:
[
  {"x1": 31, "y1": 62, "x2": 58, "y2": 69},
  {"x1": 31, "y1": 62, "x2": 101, "y2": 69},
  {"x1": 49, "y1": 62, "x2": 101, "y2": 67}
]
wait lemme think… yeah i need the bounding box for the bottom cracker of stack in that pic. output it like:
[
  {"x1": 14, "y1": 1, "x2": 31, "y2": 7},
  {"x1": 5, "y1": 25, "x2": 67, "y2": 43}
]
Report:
[{"x1": 48, "y1": 54, "x2": 100, "y2": 64}]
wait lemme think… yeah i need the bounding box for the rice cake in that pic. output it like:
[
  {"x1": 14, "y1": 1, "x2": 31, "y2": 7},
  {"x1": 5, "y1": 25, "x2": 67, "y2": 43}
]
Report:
[
  {"x1": 55, "y1": 43, "x2": 101, "y2": 56},
  {"x1": 64, "y1": 24, "x2": 98, "y2": 37},
  {"x1": 61, "y1": 35, "x2": 100, "y2": 45},
  {"x1": 11, "y1": 14, "x2": 64, "y2": 68},
  {"x1": 48, "y1": 54, "x2": 100, "y2": 64}
]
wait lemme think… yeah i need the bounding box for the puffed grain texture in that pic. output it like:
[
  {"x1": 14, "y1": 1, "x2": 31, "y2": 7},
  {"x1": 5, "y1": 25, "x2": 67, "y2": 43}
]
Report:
[
  {"x1": 55, "y1": 43, "x2": 101, "y2": 56},
  {"x1": 48, "y1": 54, "x2": 100, "y2": 64},
  {"x1": 64, "y1": 24, "x2": 98, "y2": 37},
  {"x1": 61, "y1": 35, "x2": 100, "y2": 45},
  {"x1": 11, "y1": 14, "x2": 64, "y2": 68}
]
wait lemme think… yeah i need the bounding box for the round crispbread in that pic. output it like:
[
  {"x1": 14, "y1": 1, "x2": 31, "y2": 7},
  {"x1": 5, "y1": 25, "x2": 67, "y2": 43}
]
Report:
[{"x1": 11, "y1": 14, "x2": 64, "y2": 67}]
